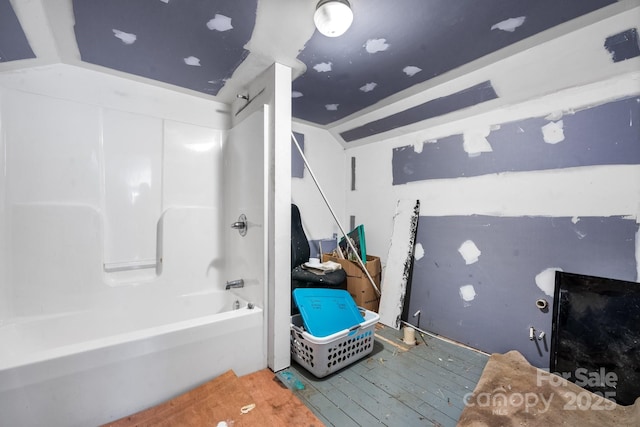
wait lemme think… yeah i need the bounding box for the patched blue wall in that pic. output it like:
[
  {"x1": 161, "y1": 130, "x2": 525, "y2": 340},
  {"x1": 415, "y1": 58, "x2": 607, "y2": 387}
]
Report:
[
  {"x1": 341, "y1": 81, "x2": 498, "y2": 142},
  {"x1": 388, "y1": 94, "x2": 640, "y2": 368},
  {"x1": 392, "y1": 96, "x2": 640, "y2": 183},
  {"x1": 409, "y1": 215, "x2": 638, "y2": 368}
]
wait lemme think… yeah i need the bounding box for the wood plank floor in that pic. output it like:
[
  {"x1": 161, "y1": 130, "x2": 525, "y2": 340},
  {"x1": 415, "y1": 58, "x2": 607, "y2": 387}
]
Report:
[{"x1": 280, "y1": 324, "x2": 489, "y2": 427}]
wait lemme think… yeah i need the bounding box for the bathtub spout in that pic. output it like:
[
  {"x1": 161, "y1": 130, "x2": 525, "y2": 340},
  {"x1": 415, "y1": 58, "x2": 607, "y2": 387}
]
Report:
[{"x1": 225, "y1": 279, "x2": 244, "y2": 290}]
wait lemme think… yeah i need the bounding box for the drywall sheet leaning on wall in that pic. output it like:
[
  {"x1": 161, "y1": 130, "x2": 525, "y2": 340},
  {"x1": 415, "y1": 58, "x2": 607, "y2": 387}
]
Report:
[
  {"x1": 378, "y1": 199, "x2": 420, "y2": 329},
  {"x1": 392, "y1": 96, "x2": 640, "y2": 183},
  {"x1": 408, "y1": 215, "x2": 638, "y2": 368}
]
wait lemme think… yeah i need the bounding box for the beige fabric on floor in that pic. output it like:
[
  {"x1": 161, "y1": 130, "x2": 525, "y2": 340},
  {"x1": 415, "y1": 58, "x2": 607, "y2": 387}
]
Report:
[{"x1": 457, "y1": 350, "x2": 640, "y2": 427}]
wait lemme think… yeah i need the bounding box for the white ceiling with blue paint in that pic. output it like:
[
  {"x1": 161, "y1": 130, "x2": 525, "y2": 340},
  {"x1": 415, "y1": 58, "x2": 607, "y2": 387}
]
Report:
[{"x1": 0, "y1": 0, "x2": 634, "y2": 143}]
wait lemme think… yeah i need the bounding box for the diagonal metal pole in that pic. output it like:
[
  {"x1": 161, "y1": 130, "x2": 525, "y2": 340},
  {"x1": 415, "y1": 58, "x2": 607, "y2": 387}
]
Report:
[{"x1": 291, "y1": 132, "x2": 381, "y2": 297}]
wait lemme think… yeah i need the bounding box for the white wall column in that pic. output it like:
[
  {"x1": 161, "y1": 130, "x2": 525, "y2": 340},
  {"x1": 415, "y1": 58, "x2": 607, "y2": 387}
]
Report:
[{"x1": 234, "y1": 62, "x2": 292, "y2": 371}]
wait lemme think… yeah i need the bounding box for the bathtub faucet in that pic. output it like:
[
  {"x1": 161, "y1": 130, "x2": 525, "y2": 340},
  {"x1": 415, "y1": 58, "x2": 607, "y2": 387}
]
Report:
[{"x1": 225, "y1": 279, "x2": 244, "y2": 290}]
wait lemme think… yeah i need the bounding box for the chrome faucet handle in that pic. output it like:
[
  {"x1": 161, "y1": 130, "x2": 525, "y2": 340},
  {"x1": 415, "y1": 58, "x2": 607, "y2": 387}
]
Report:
[{"x1": 231, "y1": 214, "x2": 247, "y2": 236}]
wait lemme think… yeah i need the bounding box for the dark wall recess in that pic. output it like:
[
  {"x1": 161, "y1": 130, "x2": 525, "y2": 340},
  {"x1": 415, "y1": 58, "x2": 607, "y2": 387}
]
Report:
[
  {"x1": 604, "y1": 28, "x2": 640, "y2": 63},
  {"x1": 392, "y1": 96, "x2": 640, "y2": 184},
  {"x1": 408, "y1": 215, "x2": 638, "y2": 368},
  {"x1": 292, "y1": 132, "x2": 305, "y2": 178},
  {"x1": 351, "y1": 157, "x2": 356, "y2": 191}
]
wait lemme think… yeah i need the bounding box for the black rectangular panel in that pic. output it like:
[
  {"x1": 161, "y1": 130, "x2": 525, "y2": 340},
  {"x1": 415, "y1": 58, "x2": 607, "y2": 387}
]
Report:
[{"x1": 551, "y1": 271, "x2": 640, "y2": 406}]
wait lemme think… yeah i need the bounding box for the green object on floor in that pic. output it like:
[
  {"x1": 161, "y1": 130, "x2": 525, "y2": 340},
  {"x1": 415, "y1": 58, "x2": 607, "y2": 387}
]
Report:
[{"x1": 277, "y1": 370, "x2": 305, "y2": 390}]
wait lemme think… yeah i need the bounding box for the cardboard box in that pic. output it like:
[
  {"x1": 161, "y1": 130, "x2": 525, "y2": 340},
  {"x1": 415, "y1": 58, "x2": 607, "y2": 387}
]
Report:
[{"x1": 322, "y1": 254, "x2": 381, "y2": 312}]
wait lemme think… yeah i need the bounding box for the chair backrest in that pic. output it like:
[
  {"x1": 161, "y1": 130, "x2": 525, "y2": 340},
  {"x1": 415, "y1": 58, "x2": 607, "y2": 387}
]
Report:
[{"x1": 291, "y1": 204, "x2": 310, "y2": 269}]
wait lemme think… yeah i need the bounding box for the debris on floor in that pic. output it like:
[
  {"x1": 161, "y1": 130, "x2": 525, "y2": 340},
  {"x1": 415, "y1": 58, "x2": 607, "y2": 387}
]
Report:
[{"x1": 276, "y1": 370, "x2": 305, "y2": 390}]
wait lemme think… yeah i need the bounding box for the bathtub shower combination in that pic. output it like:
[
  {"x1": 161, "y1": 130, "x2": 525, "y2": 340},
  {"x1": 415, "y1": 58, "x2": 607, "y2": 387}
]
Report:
[
  {"x1": 0, "y1": 189, "x2": 267, "y2": 427},
  {"x1": 0, "y1": 291, "x2": 263, "y2": 426},
  {"x1": 0, "y1": 77, "x2": 273, "y2": 426},
  {"x1": 0, "y1": 180, "x2": 267, "y2": 426}
]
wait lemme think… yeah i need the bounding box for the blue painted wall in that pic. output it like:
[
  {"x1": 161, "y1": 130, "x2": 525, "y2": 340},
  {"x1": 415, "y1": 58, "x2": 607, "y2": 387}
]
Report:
[
  {"x1": 386, "y1": 95, "x2": 640, "y2": 368},
  {"x1": 341, "y1": 81, "x2": 498, "y2": 142},
  {"x1": 409, "y1": 215, "x2": 638, "y2": 368},
  {"x1": 392, "y1": 96, "x2": 640, "y2": 183}
]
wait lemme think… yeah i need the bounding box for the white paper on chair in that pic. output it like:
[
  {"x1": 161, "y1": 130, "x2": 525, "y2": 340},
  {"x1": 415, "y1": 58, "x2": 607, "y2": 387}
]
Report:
[{"x1": 301, "y1": 260, "x2": 342, "y2": 274}]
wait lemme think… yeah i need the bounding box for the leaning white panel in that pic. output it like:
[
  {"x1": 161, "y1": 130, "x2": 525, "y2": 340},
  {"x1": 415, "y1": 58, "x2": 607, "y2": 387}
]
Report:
[{"x1": 378, "y1": 199, "x2": 421, "y2": 329}]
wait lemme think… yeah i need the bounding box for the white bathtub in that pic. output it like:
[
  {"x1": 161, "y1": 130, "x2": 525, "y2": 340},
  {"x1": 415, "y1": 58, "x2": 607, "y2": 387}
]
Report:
[{"x1": 0, "y1": 290, "x2": 265, "y2": 427}]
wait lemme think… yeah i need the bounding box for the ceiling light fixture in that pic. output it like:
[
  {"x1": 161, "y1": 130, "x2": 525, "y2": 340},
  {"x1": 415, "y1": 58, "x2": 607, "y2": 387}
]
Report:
[{"x1": 314, "y1": 0, "x2": 353, "y2": 38}]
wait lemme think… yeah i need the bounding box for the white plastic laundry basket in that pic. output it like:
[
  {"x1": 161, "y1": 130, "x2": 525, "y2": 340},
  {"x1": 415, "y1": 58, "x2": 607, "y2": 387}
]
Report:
[{"x1": 290, "y1": 308, "x2": 379, "y2": 378}]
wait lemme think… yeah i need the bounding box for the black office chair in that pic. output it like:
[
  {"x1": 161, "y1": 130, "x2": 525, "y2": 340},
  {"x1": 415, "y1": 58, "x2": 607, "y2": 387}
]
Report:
[{"x1": 291, "y1": 204, "x2": 346, "y2": 314}]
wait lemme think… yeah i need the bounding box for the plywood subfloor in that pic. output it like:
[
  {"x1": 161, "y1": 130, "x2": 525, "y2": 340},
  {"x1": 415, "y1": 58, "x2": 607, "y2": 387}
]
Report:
[
  {"x1": 283, "y1": 324, "x2": 489, "y2": 427},
  {"x1": 104, "y1": 369, "x2": 322, "y2": 427}
]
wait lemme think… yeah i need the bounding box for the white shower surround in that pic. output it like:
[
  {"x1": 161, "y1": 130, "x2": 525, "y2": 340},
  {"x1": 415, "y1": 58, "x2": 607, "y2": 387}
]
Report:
[{"x1": 0, "y1": 64, "x2": 289, "y2": 425}]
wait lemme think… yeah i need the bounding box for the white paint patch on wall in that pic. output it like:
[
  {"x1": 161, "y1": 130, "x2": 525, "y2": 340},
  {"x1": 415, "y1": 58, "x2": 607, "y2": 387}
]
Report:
[
  {"x1": 291, "y1": 91, "x2": 303, "y2": 98},
  {"x1": 365, "y1": 38, "x2": 390, "y2": 54},
  {"x1": 491, "y1": 16, "x2": 526, "y2": 32},
  {"x1": 459, "y1": 284, "x2": 477, "y2": 307},
  {"x1": 463, "y1": 127, "x2": 493, "y2": 157},
  {"x1": 414, "y1": 242, "x2": 425, "y2": 260},
  {"x1": 413, "y1": 141, "x2": 424, "y2": 153},
  {"x1": 183, "y1": 56, "x2": 201, "y2": 66},
  {"x1": 535, "y1": 267, "x2": 563, "y2": 297},
  {"x1": 325, "y1": 104, "x2": 339, "y2": 111},
  {"x1": 360, "y1": 82, "x2": 377, "y2": 93},
  {"x1": 571, "y1": 216, "x2": 580, "y2": 224},
  {"x1": 403, "y1": 66, "x2": 422, "y2": 77},
  {"x1": 542, "y1": 120, "x2": 565, "y2": 144},
  {"x1": 313, "y1": 62, "x2": 332, "y2": 72},
  {"x1": 112, "y1": 29, "x2": 136, "y2": 45},
  {"x1": 344, "y1": 134, "x2": 640, "y2": 264},
  {"x1": 207, "y1": 14, "x2": 233, "y2": 31},
  {"x1": 413, "y1": 166, "x2": 640, "y2": 217},
  {"x1": 545, "y1": 111, "x2": 565, "y2": 121},
  {"x1": 458, "y1": 240, "x2": 481, "y2": 265}
]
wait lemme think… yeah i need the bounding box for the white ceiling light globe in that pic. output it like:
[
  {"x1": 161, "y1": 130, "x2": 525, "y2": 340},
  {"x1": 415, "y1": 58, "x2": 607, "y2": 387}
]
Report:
[{"x1": 314, "y1": 0, "x2": 353, "y2": 38}]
